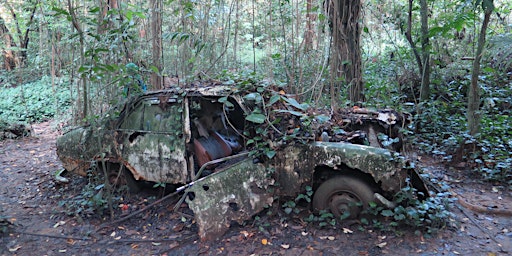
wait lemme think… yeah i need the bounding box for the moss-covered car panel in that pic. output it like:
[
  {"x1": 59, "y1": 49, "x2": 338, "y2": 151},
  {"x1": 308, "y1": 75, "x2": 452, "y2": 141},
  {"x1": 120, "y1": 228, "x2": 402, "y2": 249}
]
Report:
[
  {"x1": 186, "y1": 159, "x2": 274, "y2": 241},
  {"x1": 274, "y1": 142, "x2": 407, "y2": 198}
]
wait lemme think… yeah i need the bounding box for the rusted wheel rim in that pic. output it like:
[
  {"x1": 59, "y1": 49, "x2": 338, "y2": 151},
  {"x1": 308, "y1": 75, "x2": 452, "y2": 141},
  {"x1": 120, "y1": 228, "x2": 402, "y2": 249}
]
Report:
[
  {"x1": 108, "y1": 171, "x2": 126, "y2": 186},
  {"x1": 327, "y1": 191, "x2": 362, "y2": 219}
]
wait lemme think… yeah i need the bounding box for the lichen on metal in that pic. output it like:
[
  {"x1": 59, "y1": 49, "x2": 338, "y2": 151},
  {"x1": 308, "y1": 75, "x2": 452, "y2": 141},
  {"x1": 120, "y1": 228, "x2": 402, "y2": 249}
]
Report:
[
  {"x1": 311, "y1": 142, "x2": 406, "y2": 192},
  {"x1": 122, "y1": 135, "x2": 187, "y2": 182},
  {"x1": 185, "y1": 159, "x2": 274, "y2": 241},
  {"x1": 273, "y1": 142, "x2": 407, "y2": 196}
]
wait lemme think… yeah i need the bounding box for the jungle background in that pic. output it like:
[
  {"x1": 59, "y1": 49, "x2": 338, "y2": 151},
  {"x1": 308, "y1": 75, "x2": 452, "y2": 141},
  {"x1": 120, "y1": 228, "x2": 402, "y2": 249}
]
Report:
[
  {"x1": 0, "y1": 0, "x2": 511, "y2": 254},
  {"x1": 1, "y1": 0, "x2": 511, "y2": 184}
]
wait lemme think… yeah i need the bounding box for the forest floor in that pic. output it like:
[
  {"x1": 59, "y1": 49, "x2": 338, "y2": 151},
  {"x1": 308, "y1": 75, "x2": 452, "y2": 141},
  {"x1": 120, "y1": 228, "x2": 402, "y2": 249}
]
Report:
[{"x1": 1, "y1": 121, "x2": 511, "y2": 256}]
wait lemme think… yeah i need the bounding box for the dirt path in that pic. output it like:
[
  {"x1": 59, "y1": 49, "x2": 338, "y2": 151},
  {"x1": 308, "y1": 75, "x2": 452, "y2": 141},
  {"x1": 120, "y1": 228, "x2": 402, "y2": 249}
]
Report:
[{"x1": 1, "y1": 122, "x2": 511, "y2": 255}]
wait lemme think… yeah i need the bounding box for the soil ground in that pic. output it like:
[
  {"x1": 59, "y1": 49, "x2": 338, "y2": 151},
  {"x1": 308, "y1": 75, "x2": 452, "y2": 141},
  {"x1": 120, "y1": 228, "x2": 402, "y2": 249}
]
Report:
[{"x1": 1, "y1": 121, "x2": 511, "y2": 255}]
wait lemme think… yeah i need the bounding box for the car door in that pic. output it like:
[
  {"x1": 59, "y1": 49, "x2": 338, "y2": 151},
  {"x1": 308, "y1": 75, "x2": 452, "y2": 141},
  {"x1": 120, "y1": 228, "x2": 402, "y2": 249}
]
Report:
[{"x1": 116, "y1": 93, "x2": 188, "y2": 184}]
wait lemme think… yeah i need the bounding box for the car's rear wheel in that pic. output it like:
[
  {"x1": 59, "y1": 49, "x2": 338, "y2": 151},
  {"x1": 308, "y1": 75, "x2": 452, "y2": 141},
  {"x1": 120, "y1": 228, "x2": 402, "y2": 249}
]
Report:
[
  {"x1": 313, "y1": 176, "x2": 375, "y2": 219},
  {"x1": 99, "y1": 163, "x2": 141, "y2": 193}
]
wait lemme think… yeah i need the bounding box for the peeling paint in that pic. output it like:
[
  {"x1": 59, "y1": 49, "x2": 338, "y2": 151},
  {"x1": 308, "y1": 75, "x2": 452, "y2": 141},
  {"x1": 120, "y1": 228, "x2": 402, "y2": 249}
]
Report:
[
  {"x1": 274, "y1": 142, "x2": 407, "y2": 197},
  {"x1": 185, "y1": 159, "x2": 274, "y2": 241}
]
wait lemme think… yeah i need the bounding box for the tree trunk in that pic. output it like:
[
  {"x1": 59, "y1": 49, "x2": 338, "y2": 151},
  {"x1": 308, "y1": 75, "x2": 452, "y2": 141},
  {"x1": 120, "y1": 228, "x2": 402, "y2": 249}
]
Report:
[
  {"x1": 453, "y1": 0, "x2": 494, "y2": 164},
  {"x1": 150, "y1": 0, "x2": 163, "y2": 90},
  {"x1": 468, "y1": 1, "x2": 493, "y2": 136},
  {"x1": 6, "y1": 0, "x2": 38, "y2": 68},
  {"x1": 0, "y1": 16, "x2": 16, "y2": 71},
  {"x1": 327, "y1": 0, "x2": 363, "y2": 105},
  {"x1": 68, "y1": 0, "x2": 87, "y2": 119},
  {"x1": 405, "y1": 0, "x2": 423, "y2": 77},
  {"x1": 304, "y1": 0, "x2": 317, "y2": 51},
  {"x1": 419, "y1": 0, "x2": 430, "y2": 102}
]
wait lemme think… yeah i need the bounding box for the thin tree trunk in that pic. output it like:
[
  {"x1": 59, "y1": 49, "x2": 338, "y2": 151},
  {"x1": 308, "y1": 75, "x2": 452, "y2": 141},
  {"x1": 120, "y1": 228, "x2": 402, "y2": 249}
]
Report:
[
  {"x1": 304, "y1": 0, "x2": 317, "y2": 51},
  {"x1": 419, "y1": 0, "x2": 430, "y2": 102},
  {"x1": 405, "y1": 0, "x2": 423, "y2": 76},
  {"x1": 468, "y1": 2, "x2": 493, "y2": 136},
  {"x1": 68, "y1": 0, "x2": 87, "y2": 119},
  {"x1": 6, "y1": 0, "x2": 38, "y2": 68},
  {"x1": 151, "y1": 0, "x2": 163, "y2": 90}
]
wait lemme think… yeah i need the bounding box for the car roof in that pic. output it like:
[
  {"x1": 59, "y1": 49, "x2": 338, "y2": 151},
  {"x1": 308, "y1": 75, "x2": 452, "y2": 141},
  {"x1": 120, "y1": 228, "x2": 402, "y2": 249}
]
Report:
[{"x1": 142, "y1": 84, "x2": 240, "y2": 98}]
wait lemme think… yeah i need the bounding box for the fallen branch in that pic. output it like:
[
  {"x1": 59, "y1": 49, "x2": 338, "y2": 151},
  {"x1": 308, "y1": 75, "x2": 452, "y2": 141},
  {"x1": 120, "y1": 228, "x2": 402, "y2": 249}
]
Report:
[
  {"x1": 424, "y1": 176, "x2": 508, "y2": 252},
  {"x1": 12, "y1": 230, "x2": 91, "y2": 241},
  {"x1": 95, "y1": 190, "x2": 181, "y2": 233},
  {"x1": 454, "y1": 193, "x2": 512, "y2": 216}
]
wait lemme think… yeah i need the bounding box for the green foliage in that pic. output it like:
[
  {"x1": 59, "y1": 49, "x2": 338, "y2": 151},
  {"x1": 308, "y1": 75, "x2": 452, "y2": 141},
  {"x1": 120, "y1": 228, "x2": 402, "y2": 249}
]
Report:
[
  {"x1": 58, "y1": 168, "x2": 112, "y2": 217},
  {"x1": 0, "y1": 76, "x2": 72, "y2": 124},
  {"x1": 304, "y1": 210, "x2": 337, "y2": 228},
  {"x1": 282, "y1": 186, "x2": 313, "y2": 215},
  {"x1": 281, "y1": 186, "x2": 340, "y2": 228},
  {"x1": 391, "y1": 186, "x2": 454, "y2": 235},
  {"x1": 487, "y1": 33, "x2": 512, "y2": 75},
  {"x1": 363, "y1": 185, "x2": 455, "y2": 235},
  {"x1": 364, "y1": 24, "x2": 511, "y2": 184},
  {"x1": 473, "y1": 115, "x2": 511, "y2": 182}
]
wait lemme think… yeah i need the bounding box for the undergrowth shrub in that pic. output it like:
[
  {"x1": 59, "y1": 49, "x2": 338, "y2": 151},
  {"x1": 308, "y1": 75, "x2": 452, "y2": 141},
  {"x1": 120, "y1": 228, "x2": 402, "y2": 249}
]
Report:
[
  {"x1": 58, "y1": 166, "x2": 127, "y2": 218},
  {"x1": 363, "y1": 185, "x2": 455, "y2": 236},
  {"x1": 0, "y1": 75, "x2": 72, "y2": 124}
]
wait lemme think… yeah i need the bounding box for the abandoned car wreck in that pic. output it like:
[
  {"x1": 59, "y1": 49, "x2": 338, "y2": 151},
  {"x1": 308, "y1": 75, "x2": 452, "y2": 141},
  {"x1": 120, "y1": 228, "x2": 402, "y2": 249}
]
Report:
[{"x1": 56, "y1": 82, "x2": 428, "y2": 240}]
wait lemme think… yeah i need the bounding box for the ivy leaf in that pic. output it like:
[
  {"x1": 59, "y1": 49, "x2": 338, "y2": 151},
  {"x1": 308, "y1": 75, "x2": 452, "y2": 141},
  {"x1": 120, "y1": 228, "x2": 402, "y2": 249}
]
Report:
[
  {"x1": 283, "y1": 97, "x2": 308, "y2": 110},
  {"x1": 381, "y1": 209, "x2": 394, "y2": 217},
  {"x1": 244, "y1": 92, "x2": 262, "y2": 103},
  {"x1": 246, "y1": 113, "x2": 266, "y2": 124},
  {"x1": 267, "y1": 94, "x2": 281, "y2": 106},
  {"x1": 274, "y1": 109, "x2": 304, "y2": 117},
  {"x1": 265, "y1": 150, "x2": 276, "y2": 159},
  {"x1": 394, "y1": 213, "x2": 406, "y2": 221},
  {"x1": 218, "y1": 96, "x2": 234, "y2": 108},
  {"x1": 315, "y1": 115, "x2": 330, "y2": 123}
]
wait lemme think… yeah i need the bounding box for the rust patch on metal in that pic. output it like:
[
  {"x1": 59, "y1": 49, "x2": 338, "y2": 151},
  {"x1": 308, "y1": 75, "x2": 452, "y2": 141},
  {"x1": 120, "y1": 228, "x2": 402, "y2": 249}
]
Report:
[{"x1": 186, "y1": 160, "x2": 274, "y2": 241}]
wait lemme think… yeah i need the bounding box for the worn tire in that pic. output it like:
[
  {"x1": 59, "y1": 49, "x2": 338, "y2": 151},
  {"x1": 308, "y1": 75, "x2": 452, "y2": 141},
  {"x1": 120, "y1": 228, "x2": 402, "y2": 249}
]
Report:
[
  {"x1": 102, "y1": 164, "x2": 141, "y2": 193},
  {"x1": 313, "y1": 176, "x2": 375, "y2": 219},
  {"x1": 120, "y1": 167, "x2": 141, "y2": 193}
]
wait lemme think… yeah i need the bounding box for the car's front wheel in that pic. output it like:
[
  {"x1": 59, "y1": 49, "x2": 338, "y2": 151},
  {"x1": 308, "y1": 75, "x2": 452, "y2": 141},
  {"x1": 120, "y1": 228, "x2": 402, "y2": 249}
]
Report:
[{"x1": 313, "y1": 176, "x2": 375, "y2": 219}]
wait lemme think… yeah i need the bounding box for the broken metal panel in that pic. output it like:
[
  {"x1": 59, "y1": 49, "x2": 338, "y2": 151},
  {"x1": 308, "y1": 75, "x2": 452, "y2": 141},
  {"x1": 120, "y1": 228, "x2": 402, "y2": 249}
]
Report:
[
  {"x1": 185, "y1": 159, "x2": 274, "y2": 241},
  {"x1": 274, "y1": 142, "x2": 407, "y2": 196},
  {"x1": 273, "y1": 145, "x2": 315, "y2": 198},
  {"x1": 117, "y1": 97, "x2": 188, "y2": 183},
  {"x1": 190, "y1": 85, "x2": 240, "y2": 97},
  {"x1": 311, "y1": 142, "x2": 407, "y2": 192},
  {"x1": 120, "y1": 134, "x2": 188, "y2": 182},
  {"x1": 58, "y1": 155, "x2": 89, "y2": 177},
  {"x1": 56, "y1": 126, "x2": 116, "y2": 176},
  {"x1": 183, "y1": 97, "x2": 191, "y2": 143}
]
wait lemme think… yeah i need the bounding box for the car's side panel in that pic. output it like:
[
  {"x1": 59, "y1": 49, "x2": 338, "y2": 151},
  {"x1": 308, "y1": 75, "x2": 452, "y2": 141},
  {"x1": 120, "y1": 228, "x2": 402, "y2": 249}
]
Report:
[
  {"x1": 117, "y1": 96, "x2": 189, "y2": 183},
  {"x1": 185, "y1": 159, "x2": 274, "y2": 241},
  {"x1": 274, "y1": 142, "x2": 407, "y2": 197},
  {"x1": 56, "y1": 126, "x2": 116, "y2": 176}
]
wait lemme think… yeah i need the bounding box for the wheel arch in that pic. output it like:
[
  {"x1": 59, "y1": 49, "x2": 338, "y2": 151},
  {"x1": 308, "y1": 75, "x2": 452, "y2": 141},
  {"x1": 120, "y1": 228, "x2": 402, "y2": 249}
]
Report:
[{"x1": 312, "y1": 164, "x2": 382, "y2": 195}]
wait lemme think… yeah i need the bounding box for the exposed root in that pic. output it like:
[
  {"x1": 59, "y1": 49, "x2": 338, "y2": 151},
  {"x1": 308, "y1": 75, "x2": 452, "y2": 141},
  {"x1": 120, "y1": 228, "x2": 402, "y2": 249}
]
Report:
[{"x1": 454, "y1": 193, "x2": 512, "y2": 217}]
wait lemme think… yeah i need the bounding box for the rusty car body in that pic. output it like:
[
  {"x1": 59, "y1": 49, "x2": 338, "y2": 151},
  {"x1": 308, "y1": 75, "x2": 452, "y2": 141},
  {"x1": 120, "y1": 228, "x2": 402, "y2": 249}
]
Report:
[{"x1": 56, "y1": 82, "x2": 427, "y2": 240}]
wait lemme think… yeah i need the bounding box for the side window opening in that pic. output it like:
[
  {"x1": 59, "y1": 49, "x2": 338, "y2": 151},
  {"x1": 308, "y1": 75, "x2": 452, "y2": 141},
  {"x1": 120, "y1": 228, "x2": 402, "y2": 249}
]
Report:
[
  {"x1": 118, "y1": 96, "x2": 180, "y2": 132},
  {"x1": 189, "y1": 96, "x2": 245, "y2": 170}
]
